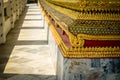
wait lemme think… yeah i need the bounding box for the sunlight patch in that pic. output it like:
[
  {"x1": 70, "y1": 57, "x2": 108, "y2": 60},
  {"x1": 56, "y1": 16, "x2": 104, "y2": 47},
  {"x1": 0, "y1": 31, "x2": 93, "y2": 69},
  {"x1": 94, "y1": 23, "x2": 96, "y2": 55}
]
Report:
[
  {"x1": 22, "y1": 20, "x2": 43, "y2": 27},
  {"x1": 4, "y1": 45, "x2": 56, "y2": 75},
  {"x1": 18, "y1": 29, "x2": 47, "y2": 40}
]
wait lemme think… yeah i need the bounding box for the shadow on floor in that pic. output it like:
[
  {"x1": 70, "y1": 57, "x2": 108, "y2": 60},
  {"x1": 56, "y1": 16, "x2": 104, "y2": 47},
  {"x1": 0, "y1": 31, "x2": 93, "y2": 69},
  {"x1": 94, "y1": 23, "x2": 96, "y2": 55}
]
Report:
[
  {"x1": 0, "y1": 73, "x2": 56, "y2": 80},
  {"x1": 0, "y1": 4, "x2": 49, "y2": 80},
  {"x1": 0, "y1": 6, "x2": 29, "y2": 73}
]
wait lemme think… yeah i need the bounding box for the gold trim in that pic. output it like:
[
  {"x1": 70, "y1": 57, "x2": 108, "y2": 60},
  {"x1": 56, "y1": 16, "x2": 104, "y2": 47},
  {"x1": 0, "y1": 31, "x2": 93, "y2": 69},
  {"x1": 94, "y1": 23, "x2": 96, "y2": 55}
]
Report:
[
  {"x1": 53, "y1": 15, "x2": 120, "y2": 47},
  {"x1": 42, "y1": 0, "x2": 120, "y2": 47},
  {"x1": 45, "y1": 0, "x2": 120, "y2": 20},
  {"x1": 46, "y1": 0, "x2": 120, "y2": 11},
  {"x1": 51, "y1": 14, "x2": 120, "y2": 47},
  {"x1": 39, "y1": 0, "x2": 120, "y2": 58},
  {"x1": 69, "y1": 33, "x2": 85, "y2": 47},
  {"x1": 77, "y1": 34, "x2": 120, "y2": 40}
]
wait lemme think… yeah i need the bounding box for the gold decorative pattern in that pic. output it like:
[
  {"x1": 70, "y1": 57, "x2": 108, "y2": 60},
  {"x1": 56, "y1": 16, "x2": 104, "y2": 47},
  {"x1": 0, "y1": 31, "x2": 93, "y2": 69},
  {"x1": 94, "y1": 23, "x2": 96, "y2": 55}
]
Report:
[
  {"x1": 69, "y1": 33, "x2": 84, "y2": 48},
  {"x1": 45, "y1": 0, "x2": 120, "y2": 20},
  {"x1": 77, "y1": 34, "x2": 120, "y2": 40},
  {"x1": 38, "y1": 0, "x2": 120, "y2": 58},
  {"x1": 41, "y1": 0, "x2": 120, "y2": 47}
]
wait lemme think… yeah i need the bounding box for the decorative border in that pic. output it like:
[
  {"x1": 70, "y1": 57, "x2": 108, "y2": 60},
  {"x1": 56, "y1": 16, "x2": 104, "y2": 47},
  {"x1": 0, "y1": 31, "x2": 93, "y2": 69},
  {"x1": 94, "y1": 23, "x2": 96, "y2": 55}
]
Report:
[
  {"x1": 38, "y1": 0, "x2": 120, "y2": 58},
  {"x1": 77, "y1": 34, "x2": 120, "y2": 40},
  {"x1": 45, "y1": 0, "x2": 120, "y2": 20},
  {"x1": 46, "y1": 0, "x2": 120, "y2": 11}
]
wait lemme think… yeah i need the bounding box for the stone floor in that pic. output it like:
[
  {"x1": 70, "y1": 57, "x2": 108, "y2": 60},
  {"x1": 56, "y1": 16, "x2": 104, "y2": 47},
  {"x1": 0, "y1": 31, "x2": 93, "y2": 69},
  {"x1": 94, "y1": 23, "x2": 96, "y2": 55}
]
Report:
[{"x1": 0, "y1": 3, "x2": 56, "y2": 80}]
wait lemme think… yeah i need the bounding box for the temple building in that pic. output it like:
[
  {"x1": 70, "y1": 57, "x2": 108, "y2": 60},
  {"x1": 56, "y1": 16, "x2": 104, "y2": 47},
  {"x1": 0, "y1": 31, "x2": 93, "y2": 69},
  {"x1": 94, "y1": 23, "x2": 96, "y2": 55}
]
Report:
[{"x1": 0, "y1": 0, "x2": 120, "y2": 80}]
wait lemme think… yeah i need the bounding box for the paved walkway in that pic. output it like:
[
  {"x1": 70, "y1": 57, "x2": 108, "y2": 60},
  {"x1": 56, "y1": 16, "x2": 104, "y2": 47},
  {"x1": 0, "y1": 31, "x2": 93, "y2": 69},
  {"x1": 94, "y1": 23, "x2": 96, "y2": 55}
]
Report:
[{"x1": 0, "y1": 3, "x2": 56, "y2": 80}]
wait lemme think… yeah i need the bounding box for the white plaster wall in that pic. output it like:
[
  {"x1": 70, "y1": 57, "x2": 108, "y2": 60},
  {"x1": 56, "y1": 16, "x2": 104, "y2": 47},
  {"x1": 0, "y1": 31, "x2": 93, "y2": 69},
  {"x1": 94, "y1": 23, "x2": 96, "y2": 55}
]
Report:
[
  {"x1": 47, "y1": 22, "x2": 64, "y2": 80},
  {"x1": 42, "y1": 8, "x2": 58, "y2": 70},
  {"x1": 48, "y1": 28, "x2": 64, "y2": 80},
  {"x1": 3, "y1": 18, "x2": 11, "y2": 37},
  {"x1": 0, "y1": 0, "x2": 26, "y2": 44},
  {"x1": 3, "y1": 0, "x2": 12, "y2": 42},
  {"x1": 57, "y1": 49, "x2": 64, "y2": 80},
  {"x1": 48, "y1": 28, "x2": 57, "y2": 70}
]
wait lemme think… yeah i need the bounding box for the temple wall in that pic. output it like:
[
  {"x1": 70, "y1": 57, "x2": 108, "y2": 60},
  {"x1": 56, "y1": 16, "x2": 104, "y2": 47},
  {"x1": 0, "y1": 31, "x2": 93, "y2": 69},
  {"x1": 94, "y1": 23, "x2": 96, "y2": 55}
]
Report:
[
  {"x1": 48, "y1": 29, "x2": 58, "y2": 69},
  {"x1": 45, "y1": 11, "x2": 120, "y2": 80},
  {"x1": 3, "y1": 0, "x2": 12, "y2": 42},
  {"x1": 63, "y1": 59, "x2": 120, "y2": 80},
  {"x1": 48, "y1": 31, "x2": 120, "y2": 80},
  {"x1": 0, "y1": 0, "x2": 26, "y2": 44},
  {"x1": 48, "y1": 28, "x2": 120, "y2": 80},
  {"x1": 48, "y1": 28, "x2": 64, "y2": 80}
]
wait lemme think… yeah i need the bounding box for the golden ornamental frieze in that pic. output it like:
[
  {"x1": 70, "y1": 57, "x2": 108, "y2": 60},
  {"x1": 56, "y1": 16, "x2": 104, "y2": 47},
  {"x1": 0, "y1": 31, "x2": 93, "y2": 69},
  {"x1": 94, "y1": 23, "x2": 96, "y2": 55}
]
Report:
[
  {"x1": 46, "y1": 0, "x2": 120, "y2": 11},
  {"x1": 39, "y1": 0, "x2": 120, "y2": 58},
  {"x1": 47, "y1": 17, "x2": 120, "y2": 58},
  {"x1": 77, "y1": 34, "x2": 120, "y2": 40},
  {"x1": 45, "y1": 0, "x2": 120, "y2": 20}
]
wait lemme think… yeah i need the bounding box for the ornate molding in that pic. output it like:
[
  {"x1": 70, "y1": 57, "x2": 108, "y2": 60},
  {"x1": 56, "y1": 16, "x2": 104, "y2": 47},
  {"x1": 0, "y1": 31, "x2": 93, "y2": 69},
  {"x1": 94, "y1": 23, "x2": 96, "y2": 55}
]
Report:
[
  {"x1": 45, "y1": 0, "x2": 120, "y2": 20},
  {"x1": 77, "y1": 34, "x2": 120, "y2": 40},
  {"x1": 39, "y1": 0, "x2": 120, "y2": 58},
  {"x1": 69, "y1": 33, "x2": 84, "y2": 47}
]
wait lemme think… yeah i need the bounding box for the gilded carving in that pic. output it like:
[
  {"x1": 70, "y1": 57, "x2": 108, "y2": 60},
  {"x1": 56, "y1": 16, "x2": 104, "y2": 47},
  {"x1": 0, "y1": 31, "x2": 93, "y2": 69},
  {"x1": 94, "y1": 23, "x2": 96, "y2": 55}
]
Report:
[
  {"x1": 39, "y1": 0, "x2": 120, "y2": 58},
  {"x1": 69, "y1": 33, "x2": 84, "y2": 47}
]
